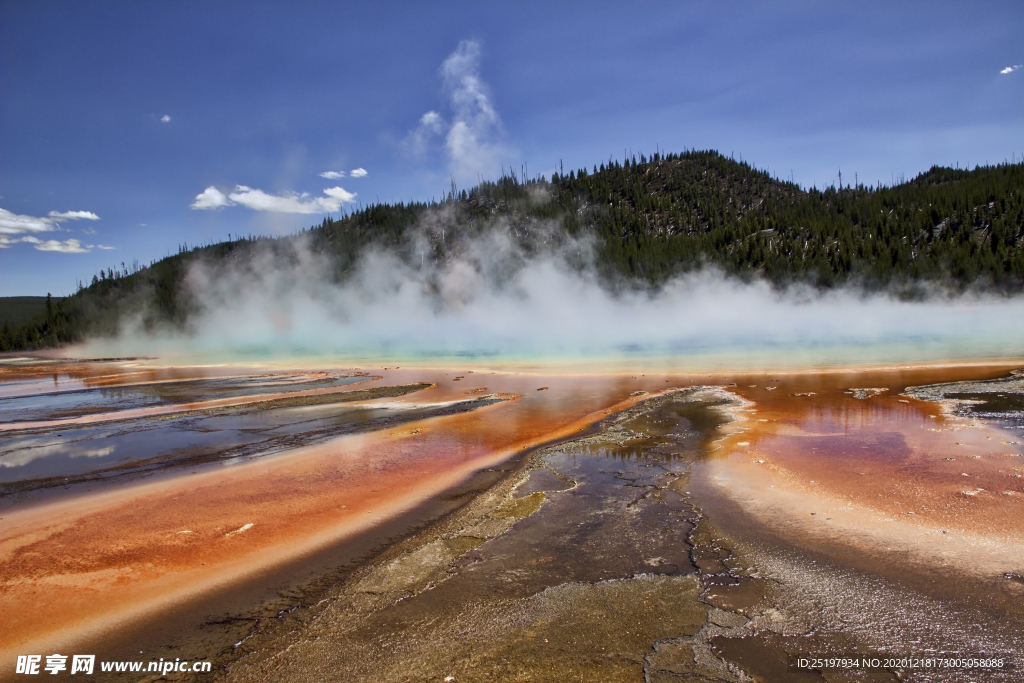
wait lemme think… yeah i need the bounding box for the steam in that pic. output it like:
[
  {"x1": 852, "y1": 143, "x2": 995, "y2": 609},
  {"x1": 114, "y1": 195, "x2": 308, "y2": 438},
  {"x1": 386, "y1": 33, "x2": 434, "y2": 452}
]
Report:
[
  {"x1": 85, "y1": 222, "x2": 1024, "y2": 368},
  {"x1": 405, "y1": 40, "x2": 512, "y2": 184}
]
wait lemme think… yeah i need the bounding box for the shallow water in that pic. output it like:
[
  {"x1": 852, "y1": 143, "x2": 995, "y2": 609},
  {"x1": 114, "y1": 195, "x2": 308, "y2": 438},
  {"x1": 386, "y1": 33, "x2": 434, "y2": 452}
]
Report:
[
  {"x1": 701, "y1": 367, "x2": 1024, "y2": 562},
  {"x1": 0, "y1": 372, "x2": 366, "y2": 423},
  {"x1": 0, "y1": 394, "x2": 512, "y2": 499}
]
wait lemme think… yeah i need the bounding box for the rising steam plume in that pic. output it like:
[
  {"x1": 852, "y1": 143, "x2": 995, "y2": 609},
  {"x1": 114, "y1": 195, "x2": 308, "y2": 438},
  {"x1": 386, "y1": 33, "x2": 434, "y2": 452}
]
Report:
[{"x1": 82, "y1": 213, "x2": 1024, "y2": 368}]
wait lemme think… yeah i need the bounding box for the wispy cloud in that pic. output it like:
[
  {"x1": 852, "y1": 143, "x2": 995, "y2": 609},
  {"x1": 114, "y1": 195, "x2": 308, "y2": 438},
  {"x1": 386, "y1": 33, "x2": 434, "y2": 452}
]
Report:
[
  {"x1": 31, "y1": 237, "x2": 92, "y2": 253},
  {"x1": 5, "y1": 235, "x2": 96, "y2": 253},
  {"x1": 97, "y1": 244, "x2": 115, "y2": 250},
  {"x1": 1000, "y1": 64, "x2": 1022, "y2": 74},
  {"x1": 0, "y1": 207, "x2": 100, "y2": 235},
  {"x1": 228, "y1": 186, "x2": 356, "y2": 213},
  {"x1": 190, "y1": 185, "x2": 358, "y2": 214},
  {"x1": 0, "y1": 206, "x2": 105, "y2": 252},
  {"x1": 161, "y1": 114, "x2": 172, "y2": 123},
  {"x1": 441, "y1": 40, "x2": 503, "y2": 179},
  {"x1": 320, "y1": 168, "x2": 368, "y2": 180},
  {"x1": 48, "y1": 210, "x2": 100, "y2": 221},
  {"x1": 404, "y1": 40, "x2": 511, "y2": 183},
  {"x1": 405, "y1": 111, "x2": 445, "y2": 158}
]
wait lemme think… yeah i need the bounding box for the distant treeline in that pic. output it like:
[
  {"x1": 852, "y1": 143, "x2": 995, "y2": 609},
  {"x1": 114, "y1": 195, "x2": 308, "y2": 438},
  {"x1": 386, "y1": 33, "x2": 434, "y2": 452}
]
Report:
[
  {"x1": 0, "y1": 296, "x2": 62, "y2": 329},
  {"x1": 3, "y1": 150, "x2": 1023, "y2": 351}
]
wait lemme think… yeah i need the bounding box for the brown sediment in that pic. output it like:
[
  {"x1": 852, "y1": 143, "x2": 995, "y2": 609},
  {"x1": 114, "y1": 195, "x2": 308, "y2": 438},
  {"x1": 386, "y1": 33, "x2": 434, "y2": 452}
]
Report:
[{"x1": 0, "y1": 366, "x2": 671, "y2": 663}]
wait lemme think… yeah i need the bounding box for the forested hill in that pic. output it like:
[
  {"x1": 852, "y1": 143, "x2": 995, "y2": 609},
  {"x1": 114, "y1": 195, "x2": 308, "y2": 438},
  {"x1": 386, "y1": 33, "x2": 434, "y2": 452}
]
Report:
[{"x1": 4, "y1": 150, "x2": 1024, "y2": 351}]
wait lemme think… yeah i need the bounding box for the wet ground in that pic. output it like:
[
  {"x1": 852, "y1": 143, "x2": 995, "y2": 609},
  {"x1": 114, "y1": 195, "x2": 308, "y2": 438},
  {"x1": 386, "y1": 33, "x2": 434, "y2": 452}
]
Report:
[
  {"x1": 219, "y1": 388, "x2": 725, "y2": 682},
  {"x1": 0, "y1": 360, "x2": 662, "y2": 672},
  {"x1": 2, "y1": 358, "x2": 1023, "y2": 681},
  {"x1": 216, "y1": 380, "x2": 1024, "y2": 683}
]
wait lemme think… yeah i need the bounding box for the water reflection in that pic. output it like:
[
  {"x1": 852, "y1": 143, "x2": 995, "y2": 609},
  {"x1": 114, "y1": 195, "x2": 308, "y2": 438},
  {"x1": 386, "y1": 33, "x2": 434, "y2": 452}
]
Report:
[
  {"x1": 0, "y1": 392, "x2": 507, "y2": 496},
  {"x1": 0, "y1": 372, "x2": 366, "y2": 423}
]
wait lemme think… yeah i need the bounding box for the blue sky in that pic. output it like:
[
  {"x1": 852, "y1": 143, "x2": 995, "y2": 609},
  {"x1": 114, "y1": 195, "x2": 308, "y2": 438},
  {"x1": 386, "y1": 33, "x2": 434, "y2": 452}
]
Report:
[{"x1": 1, "y1": 1, "x2": 1022, "y2": 296}]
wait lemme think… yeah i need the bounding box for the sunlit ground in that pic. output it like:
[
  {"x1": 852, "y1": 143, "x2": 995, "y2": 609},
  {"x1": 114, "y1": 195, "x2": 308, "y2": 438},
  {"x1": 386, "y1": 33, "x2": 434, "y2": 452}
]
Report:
[{"x1": 1, "y1": 348, "x2": 1022, "y2": 681}]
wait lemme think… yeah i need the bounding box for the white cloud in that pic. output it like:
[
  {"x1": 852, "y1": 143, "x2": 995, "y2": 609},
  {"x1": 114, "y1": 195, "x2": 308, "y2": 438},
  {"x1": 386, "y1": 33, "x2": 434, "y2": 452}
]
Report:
[
  {"x1": 1000, "y1": 65, "x2": 1022, "y2": 74},
  {"x1": 349, "y1": 167, "x2": 368, "y2": 178},
  {"x1": 48, "y1": 210, "x2": 100, "y2": 221},
  {"x1": 30, "y1": 237, "x2": 92, "y2": 253},
  {"x1": 97, "y1": 244, "x2": 115, "y2": 250},
  {"x1": 14, "y1": 234, "x2": 100, "y2": 253},
  {"x1": 404, "y1": 40, "x2": 511, "y2": 182},
  {"x1": 190, "y1": 186, "x2": 231, "y2": 210},
  {"x1": 0, "y1": 208, "x2": 54, "y2": 234},
  {"x1": 322, "y1": 186, "x2": 357, "y2": 204},
  {"x1": 0, "y1": 206, "x2": 100, "y2": 235},
  {"x1": 228, "y1": 186, "x2": 351, "y2": 214},
  {"x1": 161, "y1": 114, "x2": 171, "y2": 123},
  {"x1": 191, "y1": 185, "x2": 358, "y2": 214},
  {"x1": 320, "y1": 170, "x2": 347, "y2": 179},
  {"x1": 421, "y1": 111, "x2": 443, "y2": 129}
]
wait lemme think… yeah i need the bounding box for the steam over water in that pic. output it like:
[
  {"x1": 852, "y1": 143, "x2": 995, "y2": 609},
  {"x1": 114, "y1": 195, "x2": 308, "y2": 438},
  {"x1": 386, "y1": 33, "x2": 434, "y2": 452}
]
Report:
[{"x1": 83, "y1": 233, "x2": 1024, "y2": 366}]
